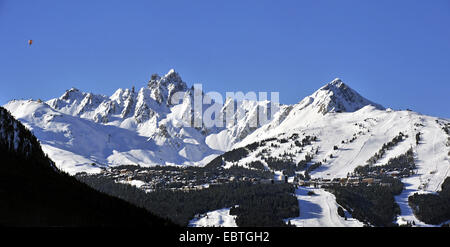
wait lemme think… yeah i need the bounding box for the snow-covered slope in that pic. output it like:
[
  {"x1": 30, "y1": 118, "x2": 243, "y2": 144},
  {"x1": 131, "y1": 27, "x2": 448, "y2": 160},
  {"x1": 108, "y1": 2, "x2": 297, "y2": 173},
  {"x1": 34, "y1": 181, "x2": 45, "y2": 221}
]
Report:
[
  {"x1": 237, "y1": 106, "x2": 449, "y2": 190},
  {"x1": 188, "y1": 207, "x2": 238, "y2": 227},
  {"x1": 285, "y1": 187, "x2": 364, "y2": 227},
  {"x1": 4, "y1": 98, "x2": 222, "y2": 174}
]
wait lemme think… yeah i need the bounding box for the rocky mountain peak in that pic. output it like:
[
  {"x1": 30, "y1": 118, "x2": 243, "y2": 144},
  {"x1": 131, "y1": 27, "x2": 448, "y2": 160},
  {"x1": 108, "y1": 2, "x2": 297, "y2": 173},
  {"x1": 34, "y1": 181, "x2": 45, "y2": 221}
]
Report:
[
  {"x1": 295, "y1": 78, "x2": 384, "y2": 115},
  {"x1": 314, "y1": 79, "x2": 384, "y2": 114}
]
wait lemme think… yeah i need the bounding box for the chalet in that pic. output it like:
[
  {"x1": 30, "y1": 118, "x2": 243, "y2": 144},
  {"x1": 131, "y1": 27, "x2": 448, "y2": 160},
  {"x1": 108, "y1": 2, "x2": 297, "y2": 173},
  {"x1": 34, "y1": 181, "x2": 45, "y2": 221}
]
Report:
[
  {"x1": 347, "y1": 177, "x2": 360, "y2": 183},
  {"x1": 362, "y1": 178, "x2": 375, "y2": 184},
  {"x1": 388, "y1": 171, "x2": 400, "y2": 177}
]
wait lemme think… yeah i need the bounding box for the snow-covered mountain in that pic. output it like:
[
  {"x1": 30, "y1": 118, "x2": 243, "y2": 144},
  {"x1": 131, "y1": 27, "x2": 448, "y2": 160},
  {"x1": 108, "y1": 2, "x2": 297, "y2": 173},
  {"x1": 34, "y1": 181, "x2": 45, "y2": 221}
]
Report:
[
  {"x1": 3, "y1": 69, "x2": 278, "y2": 174},
  {"x1": 3, "y1": 69, "x2": 449, "y2": 226},
  {"x1": 4, "y1": 70, "x2": 448, "y2": 176}
]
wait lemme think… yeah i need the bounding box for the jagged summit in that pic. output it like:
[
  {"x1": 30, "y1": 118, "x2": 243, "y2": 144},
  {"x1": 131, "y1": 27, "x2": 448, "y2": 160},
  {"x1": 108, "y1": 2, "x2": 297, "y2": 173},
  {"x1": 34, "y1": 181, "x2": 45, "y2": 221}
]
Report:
[
  {"x1": 42, "y1": 69, "x2": 191, "y2": 124},
  {"x1": 329, "y1": 78, "x2": 344, "y2": 87},
  {"x1": 297, "y1": 78, "x2": 384, "y2": 115},
  {"x1": 148, "y1": 69, "x2": 186, "y2": 87},
  {"x1": 147, "y1": 69, "x2": 188, "y2": 106},
  {"x1": 60, "y1": 87, "x2": 81, "y2": 100},
  {"x1": 163, "y1": 68, "x2": 179, "y2": 80},
  {"x1": 67, "y1": 87, "x2": 80, "y2": 92}
]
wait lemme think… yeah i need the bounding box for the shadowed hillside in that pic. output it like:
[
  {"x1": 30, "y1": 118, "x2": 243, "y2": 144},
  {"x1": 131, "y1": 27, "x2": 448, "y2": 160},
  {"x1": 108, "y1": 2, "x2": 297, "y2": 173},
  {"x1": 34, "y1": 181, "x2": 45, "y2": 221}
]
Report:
[{"x1": 0, "y1": 106, "x2": 175, "y2": 226}]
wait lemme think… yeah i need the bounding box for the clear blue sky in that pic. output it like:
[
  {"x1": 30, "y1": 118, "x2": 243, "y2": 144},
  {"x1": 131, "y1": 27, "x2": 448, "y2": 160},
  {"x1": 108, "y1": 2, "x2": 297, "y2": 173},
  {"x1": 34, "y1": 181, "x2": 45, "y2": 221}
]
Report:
[{"x1": 0, "y1": 0, "x2": 449, "y2": 117}]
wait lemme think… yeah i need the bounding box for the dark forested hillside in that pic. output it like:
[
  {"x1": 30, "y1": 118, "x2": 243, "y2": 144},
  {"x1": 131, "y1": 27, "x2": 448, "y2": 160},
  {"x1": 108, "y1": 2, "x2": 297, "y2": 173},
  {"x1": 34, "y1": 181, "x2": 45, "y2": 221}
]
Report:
[
  {"x1": 325, "y1": 178, "x2": 403, "y2": 227},
  {"x1": 0, "y1": 107, "x2": 174, "y2": 226},
  {"x1": 408, "y1": 177, "x2": 450, "y2": 225},
  {"x1": 77, "y1": 174, "x2": 299, "y2": 227}
]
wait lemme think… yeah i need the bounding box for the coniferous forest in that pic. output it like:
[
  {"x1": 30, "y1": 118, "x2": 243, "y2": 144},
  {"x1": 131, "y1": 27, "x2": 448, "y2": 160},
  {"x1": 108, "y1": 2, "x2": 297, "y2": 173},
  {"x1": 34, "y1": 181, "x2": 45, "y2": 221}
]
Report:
[
  {"x1": 408, "y1": 177, "x2": 450, "y2": 225},
  {"x1": 324, "y1": 177, "x2": 403, "y2": 227}
]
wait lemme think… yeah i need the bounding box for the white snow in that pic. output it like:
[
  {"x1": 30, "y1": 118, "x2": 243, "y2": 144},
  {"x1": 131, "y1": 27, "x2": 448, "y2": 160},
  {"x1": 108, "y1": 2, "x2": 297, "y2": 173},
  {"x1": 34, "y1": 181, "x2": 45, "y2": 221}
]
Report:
[
  {"x1": 41, "y1": 144, "x2": 102, "y2": 175},
  {"x1": 285, "y1": 187, "x2": 364, "y2": 227},
  {"x1": 119, "y1": 179, "x2": 146, "y2": 189},
  {"x1": 188, "y1": 207, "x2": 238, "y2": 227}
]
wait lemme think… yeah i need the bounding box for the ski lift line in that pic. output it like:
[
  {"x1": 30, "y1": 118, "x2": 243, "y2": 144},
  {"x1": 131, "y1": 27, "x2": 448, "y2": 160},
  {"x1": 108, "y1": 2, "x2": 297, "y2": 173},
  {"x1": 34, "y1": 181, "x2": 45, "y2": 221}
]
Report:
[
  {"x1": 432, "y1": 120, "x2": 448, "y2": 191},
  {"x1": 409, "y1": 113, "x2": 426, "y2": 191}
]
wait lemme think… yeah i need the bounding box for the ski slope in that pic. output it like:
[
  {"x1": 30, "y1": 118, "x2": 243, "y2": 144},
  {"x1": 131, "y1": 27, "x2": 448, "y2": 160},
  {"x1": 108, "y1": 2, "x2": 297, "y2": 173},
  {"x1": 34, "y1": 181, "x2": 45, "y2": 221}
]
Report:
[
  {"x1": 188, "y1": 207, "x2": 238, "y2": 227},
  {"x1": 285, "y1": 187, "x2": 364, "y2": 227}
]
